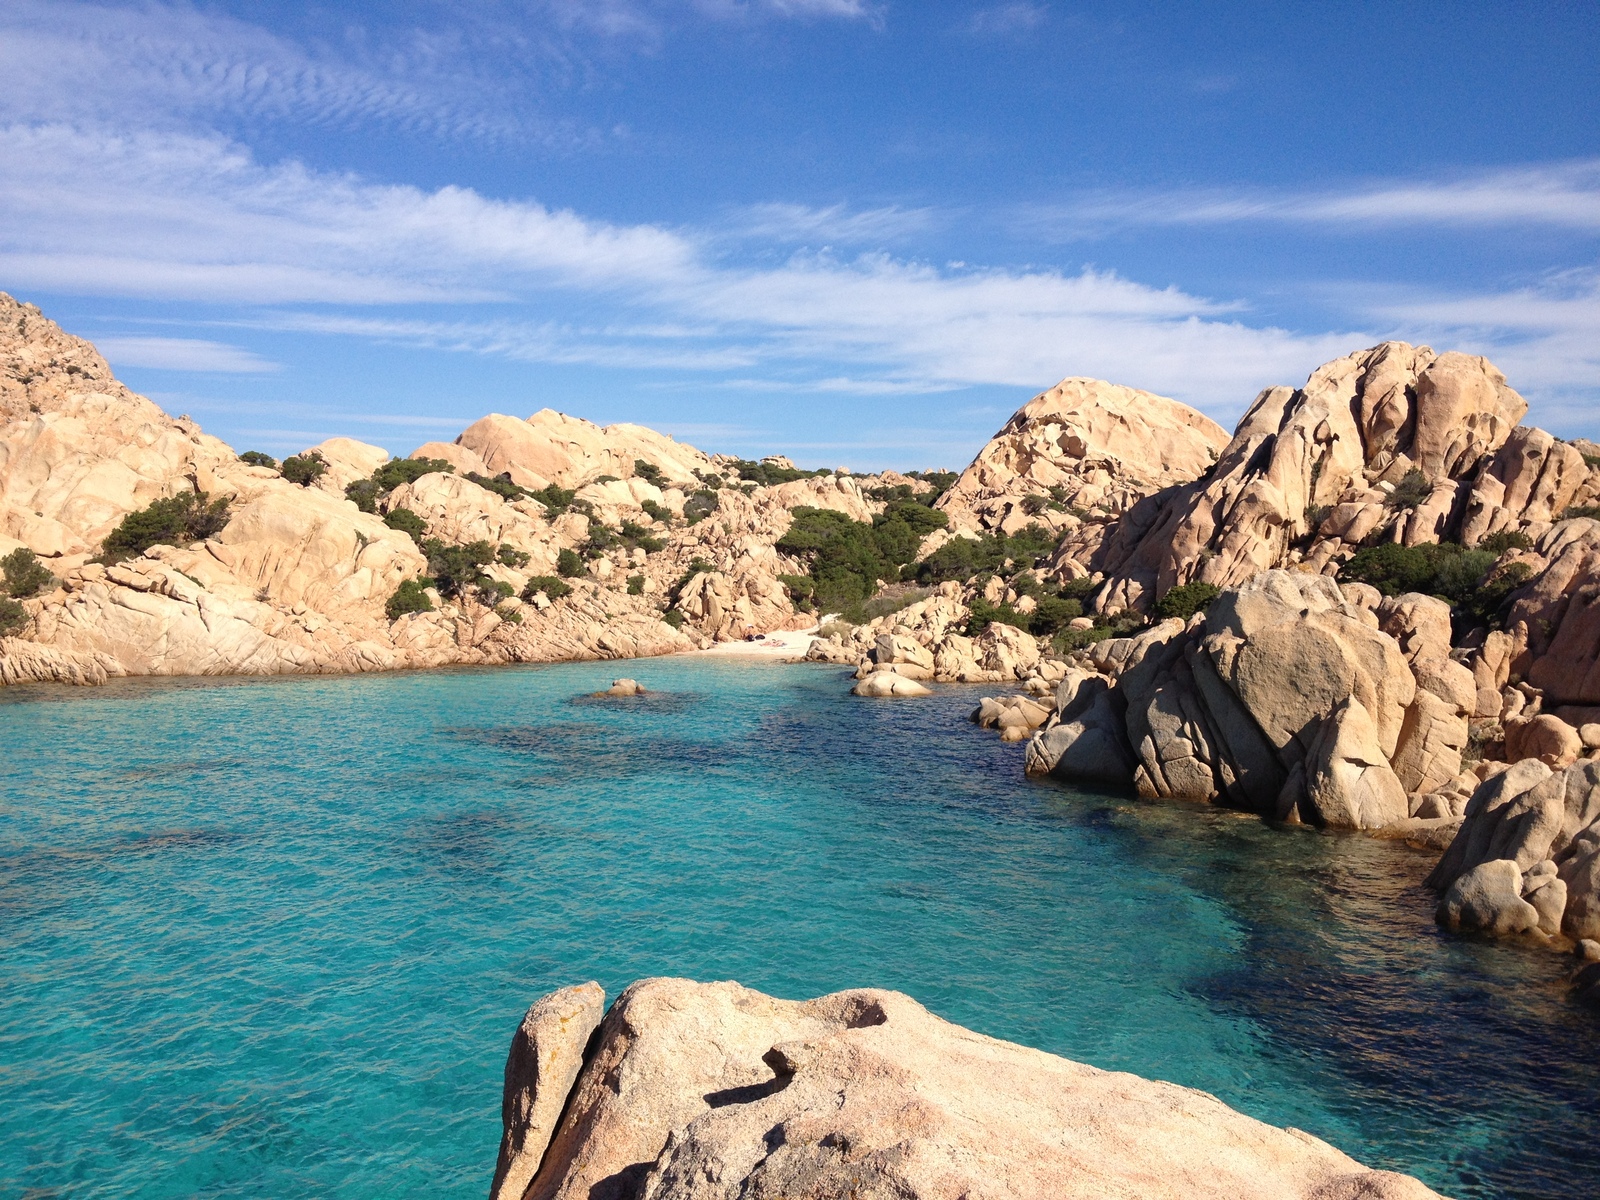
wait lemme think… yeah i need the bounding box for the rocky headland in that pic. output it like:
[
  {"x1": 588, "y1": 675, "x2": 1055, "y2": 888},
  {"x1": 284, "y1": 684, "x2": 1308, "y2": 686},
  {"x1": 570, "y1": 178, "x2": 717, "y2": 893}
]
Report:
[
  {"x1": 6, "y1": 289, "x2": 1600, "y2": 975},
  {"x1": 483, "y1": 977, "x2": 1442, "y2": 1200}
]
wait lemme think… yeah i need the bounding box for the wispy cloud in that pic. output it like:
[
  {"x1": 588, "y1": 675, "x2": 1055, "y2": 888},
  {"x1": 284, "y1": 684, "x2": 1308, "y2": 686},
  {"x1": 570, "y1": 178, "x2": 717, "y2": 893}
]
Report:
[
  {"x1": 727, "y1": 202, "x2": 945, "y2": 245},
  {"x1": 1022, "y1": 160, "x2": 1600, "y2": 236},
  {"x1": 962, "y1": 4, "x2": 1049, "y2": 35},
  {"x1": 94, "y1": 336, "x2": 280, "y2": 373}
]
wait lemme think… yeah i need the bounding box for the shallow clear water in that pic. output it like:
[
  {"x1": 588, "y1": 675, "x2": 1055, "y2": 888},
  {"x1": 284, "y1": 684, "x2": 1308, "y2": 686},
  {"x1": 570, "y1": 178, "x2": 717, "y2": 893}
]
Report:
[{"x1": 1, "y1": 658, "x2": 1595, "y2": 1199}]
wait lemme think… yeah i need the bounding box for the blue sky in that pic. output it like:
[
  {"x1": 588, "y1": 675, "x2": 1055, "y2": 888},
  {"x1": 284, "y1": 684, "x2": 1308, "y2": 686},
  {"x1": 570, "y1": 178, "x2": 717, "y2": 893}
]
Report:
[{"x1": 2, "y1": 0, "x2": 1597, "y2": 468}]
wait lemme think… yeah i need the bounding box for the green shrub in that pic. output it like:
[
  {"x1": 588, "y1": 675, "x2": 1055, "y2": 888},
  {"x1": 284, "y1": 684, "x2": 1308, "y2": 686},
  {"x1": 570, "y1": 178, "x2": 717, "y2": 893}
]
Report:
[
  {"x1": 345, "y1": 479, "x2": 381, "y2": 513},
  {"x1": 913, "y1": 524, "x2": 1057, "y2": 585},
  {"x1": 520, "y1": 576, "x2": 572, "y2": 601},
  {"x1": 1478, "y1": 529, "x2": 1533, "y2": 555},
  {"x1": 3, "y1": 548, "x2": 54, "y2": 598},
  {"x1": 1304, "y1": 504, "x2": 1332, "y2": 531},
  {"x1": 730, "y1": 458, "x2": 828, "y2": 486},
  {"x1": 497, "y1": 545, "x2": 530, "y2": 568},
  {"x1": 1339, "y1": 541, "x2": 1528, "y2": 625},
  {"x1": 377, "y1": 457, "x2": 453, "y2": 491},
  {"x1": 484, "y1": 579, "x2": 514, "y2": 601},
  {"x1": 618, "y1": 521, "x2": 665, "y2": 553},
  {"x1": 683, "y1": 490, "x2": 719, "y2": 524},
  {"x1": 1563, "y1": 505, "x2": 1600, "y2": 521},
  {"x1": 281, "y1": 451, "x2": 328, "y2": 487},
  {"x1": 627, "y1": 574, "x2": 645, "y2": 595},
  {"x1": 384, "y1": 507, "x2": 427, "y2": 542},
  {"x1": 1031, "y1": 595, "x2": 1083, "y2": 634},
  {"x1": 965, "y1": 596, "x2": 1027, "y2": 636},
  {"x1": 906, "y1": 469, "x2": 959, "y2": 501},
  {"x1": 1053, "y1": 624, "x2": 1116, "y2": 653},
  {"x1": 385, "y1": 578, "x2": 434, "y2": 620},
  {"x1": 667, "y1": 558, "x2": 716, "y2": 605},
  {"x1": 101, "y1": 492, "x2": 231, "y2": 562},
  {"x1": 693, "y1": 470, "x2": 723, "y2": 490},
  {"x1": 419, "y1": 538, "x2": 496, "y2": 600},
  {"x1": 0, "y1": 596, "x2": 27, "y2": 636},
  {"x1": 239, "y1": 450, "x2": 277, "y2": 469},
  {"x1": 1058, "y1": 576, "x2": 1100, "y2": 601},
  {"x1": 1155, "y1": 581, "x2": 1221, "y2": 621},
  {"x1": 531, "y1": 485, "x2": 577, "y2": 515},
  {"x1": 640, "y1": 498, "x2": 672, "y2": 523},
  {"x1": 496, "y1": 604, "x2": 523, "y2": 625},
  {"x1": 556, "y1": 548, "x2": 584, "y2": 577},
  {"x1": 662, "y1": 608, "x2": 686, "y2": 629},
  {"x1": 1386, "y1": 468, "x2": 1432, "y2": 510},
  {"x1": 634, "y1": 460, "x2": 666, "y2": 487},
  {"x1": 465, "y1": 471, "x2": 525, "y2": 501}
]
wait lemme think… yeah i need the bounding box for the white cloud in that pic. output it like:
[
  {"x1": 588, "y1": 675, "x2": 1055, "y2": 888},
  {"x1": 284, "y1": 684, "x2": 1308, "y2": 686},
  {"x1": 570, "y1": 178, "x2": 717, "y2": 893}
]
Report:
[
  {"x1": 1023, "y1": 160, "x2": 1600, "y2": 235},
  {"x1": 728, "y1": 202, "x2": 945, "y2": 245},
  {"x1": 963, "y1": 4, "x2": 1049, "y2": 35},
  {"x1": 0, "y1": 121, "x2": 1373, "y2": 416},
  {"x1": 94, "y1": 336, "x2": 280, "y2": 373}
]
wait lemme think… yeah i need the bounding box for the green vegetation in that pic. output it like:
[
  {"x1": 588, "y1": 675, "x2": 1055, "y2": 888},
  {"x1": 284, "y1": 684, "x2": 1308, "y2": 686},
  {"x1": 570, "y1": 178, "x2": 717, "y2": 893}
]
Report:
[
  {"x1": 520, "y1": 576, "x2": 572, "y2": 601},
  {"x1": 385, "y1": 578, "x2": 434, "y2": 621},
  {"x1": 683, "y1": 490, "x2": 719, "y2": 524},
  {"x1": 633, "y1": 459, "x2": 666, "y2": 487},
  {"x1": 730, "y1": 458, "x2": 830, "y2": 486},
  {"x1": 1385, "y1": 468, "x2": 1433, "y2": 510},
  {"x1": 345, "y1": 457, "x2": 454, "y2": 512},
  {"x1": 1562, "y1": 505, "x2": 1600, "y2": 520},
  {"x1": 617, "y1": 520, "x2": 665, "y2": 553},
  {"x1": 3, "y1": 548, "x2": 54, "y2": 598},
  {"x1": 662, "y1": 608, "x2": 686, "y2": 629},
  {"x1": 238, "y1": 450, "x2": 277, "y2": 469},
  {"x1": 1154, "y1": 581, "x2": 1221, "y2": 621},
  {"x1": 383, "y1": 507, "x2": 427, "y2": 542},
  {"x1": 640, "y1": 498, "x2": 672, "y2": 523},
  {"x1": 101, "y1": 492, "x2": 230, "y2": 562},
  {"x1": 281, "y1": 450, "x2": 328, "y2": 487},
  {"x1": 1478, "y1": 529, "x2": 1532, "y2": 555},
  {"x1": 530, "y1": 485, "x2": 577, "y2": 515},
  {"x1": 418, "y1": 538, "x2": 497, "y2": 602},
  {"x1": 556, "y1": 548, "x2": 584, "y2": 577},
  {"x1": 627, "y1": 574, "x2": 645, "y2": 595},
  {"x1": 0, "y1": 597, "x2": 27, "y2": 636},
  {"x1": 912, "y1": 524, "x2": 1056, "y2": 585},
  {"x1": 463, "y1": 471, "x2": 524, "y2": 502},
  {"x1": 497, "y1": 545, "x2": 530, "y2": 568},
  {"x1": 1338, "y1": 541, "x2": 1532, "y2": 626}
]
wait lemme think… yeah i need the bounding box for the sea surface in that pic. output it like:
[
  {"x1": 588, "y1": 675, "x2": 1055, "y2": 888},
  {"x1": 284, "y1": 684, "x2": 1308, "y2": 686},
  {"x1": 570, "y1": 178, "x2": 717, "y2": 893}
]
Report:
[{"x1": 2, "y1": 657, "x2": 1596, "y2": 1199}]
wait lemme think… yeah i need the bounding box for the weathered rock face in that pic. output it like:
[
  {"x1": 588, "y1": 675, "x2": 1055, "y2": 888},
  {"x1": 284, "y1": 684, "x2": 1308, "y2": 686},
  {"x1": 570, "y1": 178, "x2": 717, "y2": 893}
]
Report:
[
  {"x1": 1426, "y1": 759, "x2": 1600, "y2": 941},
  {"x1": 1087, "y1": 343, "x2": 1533, "y2": 612},
  {"x1": 1506, "y1": 519, "x2": 1600, "y2": 707},
  {"x1": 496, "y1": 977, "x2": 1441, "y2": 1200},
  {"x1": 457, "y1": 409, "x2": 713, "y2": 490},
  {"x1": 935, "y1": 376, "x2": 1228, "y2": 537},
  {"x1": 1027, "y1": 571, "x2": 1434, "y2": 831}
]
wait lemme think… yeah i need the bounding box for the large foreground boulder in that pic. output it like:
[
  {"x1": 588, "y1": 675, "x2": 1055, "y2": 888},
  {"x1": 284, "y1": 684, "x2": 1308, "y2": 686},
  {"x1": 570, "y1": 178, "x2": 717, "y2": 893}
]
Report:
[{"x1": 494, "y1": 978, "x2": 1441, "y2": 1200}]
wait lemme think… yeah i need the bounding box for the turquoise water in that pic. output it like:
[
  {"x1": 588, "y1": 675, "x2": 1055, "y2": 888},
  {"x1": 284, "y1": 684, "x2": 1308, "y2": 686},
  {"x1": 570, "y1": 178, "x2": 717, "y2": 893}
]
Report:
[{"x1": 2, "y1": 659, "x2": 1596, "y2": 1199}]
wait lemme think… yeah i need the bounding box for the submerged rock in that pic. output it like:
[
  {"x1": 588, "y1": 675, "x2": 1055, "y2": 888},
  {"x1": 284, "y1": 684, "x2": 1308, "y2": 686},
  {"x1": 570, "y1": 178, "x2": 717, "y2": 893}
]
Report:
[{"x1": 496, "y1": 977, "x2": 1443, "y2": 1200}]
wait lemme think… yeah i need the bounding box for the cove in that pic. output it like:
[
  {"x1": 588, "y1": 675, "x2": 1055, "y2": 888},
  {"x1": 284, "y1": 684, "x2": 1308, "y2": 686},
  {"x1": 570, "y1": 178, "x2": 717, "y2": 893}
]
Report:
[{"x1": 1, "y1": 657, "x2": 1595, "y2": 1200}]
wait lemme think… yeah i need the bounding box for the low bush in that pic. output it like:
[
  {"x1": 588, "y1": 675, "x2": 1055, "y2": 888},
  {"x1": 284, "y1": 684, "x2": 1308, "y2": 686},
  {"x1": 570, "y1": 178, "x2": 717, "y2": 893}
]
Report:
[
  {"x1": 1478, "y1": 529, "x2": 1533, "y2": 555},
  {"x1": 627, "y1": 574, "x2": 645, "y2": 595},
  {"x1": 385, "y1": 578, "x2": 434, "y2": 621},
  {"x1": 683, "y1": 490, "x2": 719, "y2": 524},
  {"x1": 239, "y1": 450, "x2": 277, "y2": 469},
  {"x1": 3, "y1": 548, "x2": 54, "y2": 598},
  {"x1": 419, "y1": 538, "x2": 496, "y2": 601},
  {"x1": 640, "y1": 498, "x2": 672, "y2": 523},
  {"x1": 520, "y1": 576, "x2": 572, "y2": 601},
  {"x1": 617, "y1": 521, "x2": 665, "y2": 553},
  {"x1": 912, "y1": 524, "x2": 1057, "y2": 585},
  {"x1": 662, "y1": 608, "x2": 685, "y2": 629},
  {"x1": 0, "y1": 596, "x2": 27, "y2": 636},
  {"x1": 383, "y1": 507, "x2": 427, "y2": 542},
  {"x1": 1562, "y1": 505, "x2": 1600, "y2": 521},
  {"x1": 530, "y1": 485, "x2": 577, "y2": 515},
  {"x1": 1386, "y1": 468, "x2": 1432, "y2": 510},
  {"x1": 730, "y1": 458, "x2": 829, "y2": 486},
  {"x1": 101, "y1": 492, "x2": 230, "y2": 562},
  {"x1": 556, "y1": 548, "x2": 584, "y2": 577},
  {"x1": 281, "y1": 450, "x2": 328, "y2": 487},
  {"x1": 1339, "y1": 541, "x2": 1531, "y2": 625},
  {"x1": 667, "y1": 558, "x2": 716, "y2": 605},
  {"x1": 1155, "y1": 581, "x2": 1220, "y2": 621},
  {"x1": 465, "y1": 471, "x2": 525, "y2": 502},
  {"x1": 497, "y1": 545, "x2": 530, "y2": 568},
  {"x1": 633, "y1": 459, "x2": 665, "y2": 487},
  {"x1": 347, "y1": 457, "x2": 455, "y2": 512}
]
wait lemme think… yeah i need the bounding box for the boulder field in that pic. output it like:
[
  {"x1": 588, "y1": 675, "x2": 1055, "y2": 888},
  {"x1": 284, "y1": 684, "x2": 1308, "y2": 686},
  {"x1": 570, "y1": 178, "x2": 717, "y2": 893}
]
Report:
[{"x1": 485, "y1": 977, "x2": 1442, "y2": 1200}]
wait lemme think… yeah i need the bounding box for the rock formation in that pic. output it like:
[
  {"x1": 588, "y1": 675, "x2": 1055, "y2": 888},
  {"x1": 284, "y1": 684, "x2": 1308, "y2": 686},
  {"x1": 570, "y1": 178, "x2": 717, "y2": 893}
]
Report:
[
  {"x1": 490, "y1": 977, "x2": 1441, "y2": 1200},
  {"x1": 934, "y1": 376, "x2": 1229, "y2": 539}
]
